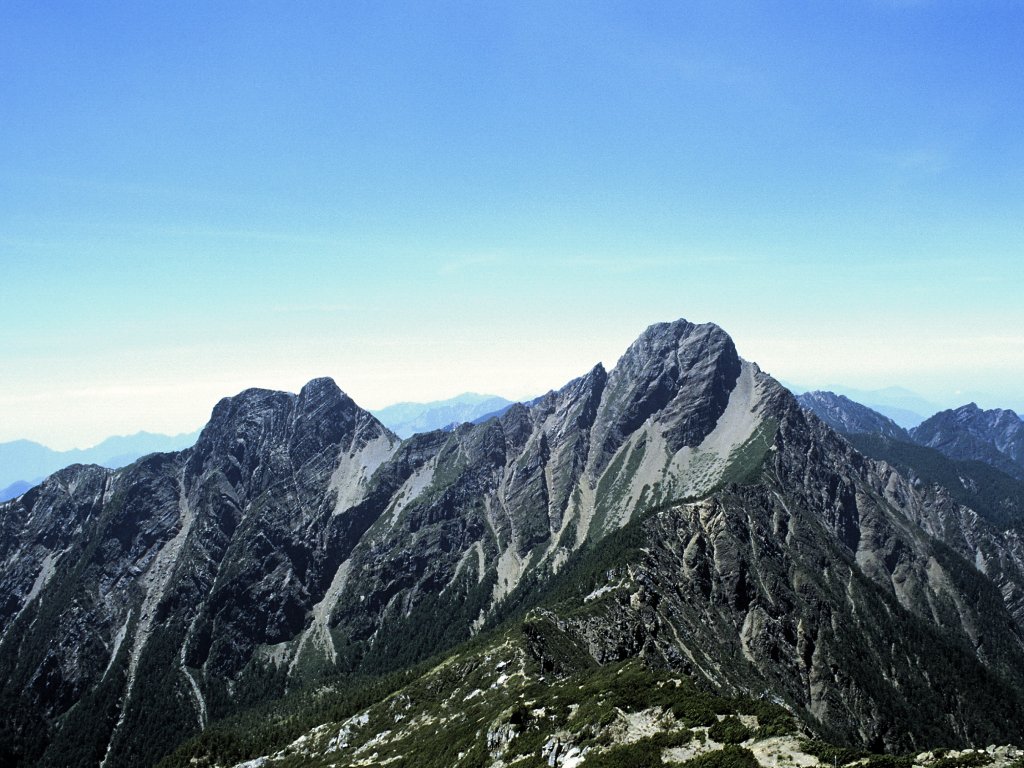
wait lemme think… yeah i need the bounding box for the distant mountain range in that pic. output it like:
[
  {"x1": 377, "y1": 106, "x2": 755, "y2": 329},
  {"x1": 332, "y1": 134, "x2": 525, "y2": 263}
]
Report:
[
  {"x1": 370, "y1": 392, "x2": 515, "y2": 438},
  {"x1": 9, "y1": 386, "x2": 1011, "y2": 505},
  {"x1": 796, "y1": 391, "x2": 909, "y2": 441},
  {"x1": 0, "y1": 431, "x2": 201, "y2": 501},
  {"x1": 799, "y1": 391, "x2": 1024, "y2": 481},
  {"x1": 0, "y1": 395, "x2": 523, "y2": 503},
  {"x1": 798, "y1": 392, "x2": 1024, "y2": 544},
  {"x1": 6, "y1": 318, "x2": 1024, "y2": 767},
  {"x1": 786, "y1": 384, "x2": 953, "y2": 428},
  {"x1": 0, "y1": 395, "x2": 536, "y2": 502},
  {"x1": 912, "y1": 403, "x2": 1024, "y2": 479}
]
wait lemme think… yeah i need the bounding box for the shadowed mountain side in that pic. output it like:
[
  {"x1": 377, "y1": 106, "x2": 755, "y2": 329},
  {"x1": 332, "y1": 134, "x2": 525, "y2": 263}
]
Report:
[
  {"x1": 797, "y1": 391, "x2": 909, "y2": 441},
  {"x1": 4, "y1": 320, "x2": 1024, "y2": 768},
  {"x1": 912, "y1": 404, "x2": 1024, "y2": 480}
]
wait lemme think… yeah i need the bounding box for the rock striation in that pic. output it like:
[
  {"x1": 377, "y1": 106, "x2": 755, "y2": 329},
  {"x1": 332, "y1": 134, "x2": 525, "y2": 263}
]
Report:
[
  {"x1": 797, "y1": 391, "x2": 910, "y2": 441},
  {"x1": 3, "y1": 319, "x2": 1024, "y2": 767},
  {"x1": 911, "y1": 404, "x2": 1024, "y2": 480}
]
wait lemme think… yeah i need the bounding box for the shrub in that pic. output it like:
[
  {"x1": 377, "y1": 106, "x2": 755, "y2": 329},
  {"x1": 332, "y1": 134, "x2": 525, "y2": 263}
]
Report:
[
  {"x1": 682, "y1": 745, "x2": 761, "y2": 768},
  {"x1": 708, "y1": 716, "x2": 753, "y2": 744}
]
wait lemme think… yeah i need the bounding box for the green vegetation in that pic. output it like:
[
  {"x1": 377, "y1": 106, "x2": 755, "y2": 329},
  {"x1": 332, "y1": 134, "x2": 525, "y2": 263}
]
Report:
[
  {"x1": 158, "y1": 666, "x2": 421, "y2": 768},
  {"x1": 736, "y1": 699, "x2": 797, "y2": 738},
  {"x1": 716, "y1": 419, "x2": 778, "y2": 489},
  {"x1": 797, "y1": 739, "x2": 929, "y2": 768},
  {"x1": 862, "y1": 755, "x2": 914, "y2": 768},
  {"x1": 798, "y1": 738, "x2": 869, "y2": 765},
  {"x1": 487, "y1": 503, "x2": 650, "y2": 626},
  {"x1": 681, "y1": 745, "x2": 761, "y2": 768},
  {"x1": 590, "y1": 436, "x2": 648, "y2": 540},
  {"x1": 708, "y1": 716, "x2": 753, "y2": 744},
  {"x1": 931, "y1": 753, "x2": 995, "y2": 768},
  {"x1": 158, "y1": 608, "x2": 803, "y2": 768},
  {"x1": 584, "y1": 730, "x2": 693, "y2": 768},
  {"x1": 847, "y1": 434, "x2": 1024, "y2": 531}
]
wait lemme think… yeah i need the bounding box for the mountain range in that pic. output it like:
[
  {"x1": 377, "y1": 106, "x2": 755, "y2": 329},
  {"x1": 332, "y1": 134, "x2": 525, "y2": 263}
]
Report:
[
  {"x1": 370, "y1": 393, "x2": 516, "y2": 438},
  {"x1": 0, "y1": 432, "x2": 202, "y2": 502},
  {"x1": 785, "y1": 385, "x2": 944, "y2": 428},
  {"x1": 2, "y1": 319, "x2": 1024, "y2": 768},
  {"x1": 0, "y1": 398, "x2": 517, "y2": 504},
  {"x1": 798, "y1": 391, "x2": 1024, "y2": 481}
]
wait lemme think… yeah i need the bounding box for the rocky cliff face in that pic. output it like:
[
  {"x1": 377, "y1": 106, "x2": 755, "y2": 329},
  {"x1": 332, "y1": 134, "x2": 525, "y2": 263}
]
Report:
[
  {"x1": 797, "y1": 391, "x2": 909, "y2": 441},
  {"x1": 3, "y1": 320, "x2": 1024, "y2": 767},
  {"x1": 550, "y1": 403, "x2": 1024, "y2": 750},
  {"x1": 912, "y1": 404, "x2": 1024, "y2": 480},
  {"x1": 0, "y1": 380, "x2": 400, "y2": 767}
]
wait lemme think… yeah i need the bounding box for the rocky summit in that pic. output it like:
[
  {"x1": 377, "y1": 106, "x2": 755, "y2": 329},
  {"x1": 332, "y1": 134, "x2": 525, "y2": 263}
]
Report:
[
  {"x1": 911, "y1": 404, "x2": 1024, "y2": 480},
  {"x1": 2, "y1": 319, "x2": 1024, "y2": 768},
  {"x1": 796, "y1": 391, "x2": 909, "y2": 441}
]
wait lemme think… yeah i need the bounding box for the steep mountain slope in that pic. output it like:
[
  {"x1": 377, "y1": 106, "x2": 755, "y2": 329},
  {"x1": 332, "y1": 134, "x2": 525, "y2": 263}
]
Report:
[
  {"x1": 3, "y1": 319, "x2": 1024, "y2": 767},
  {"x1": 846, "y1": 434, "x2": 1024, "y2": 533},
  {"x1": 790, "y1": 386, "x2": 938, "y2": 429},
  {"x1": 797, "y1": 391, "x2": 909, "y2": 440},
  {"x1": 0, "y1": 382, "x2": 399, "y2": 768},
  {"x1": 161, "y1": 611, "x2": 1024, "y2": 768},
  {"x1": 798, "y1": 394, "x2": 1024, "y2": 531},
  {"x1": 372, "y1": 393, "x2": 515, "y2": 438},
  {"x1": 166, "y1": 393, "x2": 1024, "y2": 762},
  {"x1": 162, "y1": 617, "x2": 811, "y2": 768},
  {"x1": 911, "y1": 405, "x2": 1024, "y2": 480}
]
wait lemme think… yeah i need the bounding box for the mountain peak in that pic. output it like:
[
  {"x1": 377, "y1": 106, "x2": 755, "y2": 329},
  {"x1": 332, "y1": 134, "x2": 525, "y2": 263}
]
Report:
[
  {"x1": 297, "y1": 376, "x2": 361, "y2": 420},
  {"x1": 8, "y1": 317, "x2": 1024, "y2": 766},
  {"x1": 189, "y1": 378, "x2": 394, "y2": 493},
  {"x1": 590, "y1": 319, "x2": 742, "y2": 468},
  {"x1": 912, "y1": 402, "x2": 1024, "y2": 479},
  {"x1": 299, "y1": 375, "x2": 343, "y2": 397},
  {"x1": 797, "y1": 390, "x2": 909, "y2": 441},
  {"x1": 612, "y1": 319, "x2": 732, "y2": 374},
  {"x1": 627, "y1": 318, "x2": 724, "y2": 351}
]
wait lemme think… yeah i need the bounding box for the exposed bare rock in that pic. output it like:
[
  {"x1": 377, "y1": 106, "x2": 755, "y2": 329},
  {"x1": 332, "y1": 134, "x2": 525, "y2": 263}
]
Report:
[
  {"x1": 3, "y1": 321, "x2": 1024, "y2": 767},
  {"x1": 912, "y1": 404, "x2": 1024, "y2": 480}
]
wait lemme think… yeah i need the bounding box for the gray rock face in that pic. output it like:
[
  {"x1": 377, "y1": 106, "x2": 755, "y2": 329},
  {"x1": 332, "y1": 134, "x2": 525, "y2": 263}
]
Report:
[
  {"x1": 3, "y1": 320, "x2": 1024, "y2": 766},
  {"x1": 912, "y1": 404, "x2": 1024, "y2": 479},
  {"x1": 589, "y1": 320, "x2": 742, "y2": 473},
  {"x1": 0, "y1": 378, "x2": 401, "y2": 767},
  {"x1": 550, "y1": 405, "x2": 1024, "y2": 751},
  {"x1": 797, "y1": 390, "x2": 910, "y2": 441}
]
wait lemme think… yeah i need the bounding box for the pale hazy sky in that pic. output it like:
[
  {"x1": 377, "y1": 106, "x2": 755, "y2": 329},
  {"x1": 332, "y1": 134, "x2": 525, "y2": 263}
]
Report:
[{"x1": 3, "y1": 2, "x2": 1022, "y2": 449}]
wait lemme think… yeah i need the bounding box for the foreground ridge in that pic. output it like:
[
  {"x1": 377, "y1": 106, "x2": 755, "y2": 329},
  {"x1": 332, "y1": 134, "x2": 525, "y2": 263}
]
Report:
[{"x1": 166, "y1": 618, "x2": 1024, "y2": 768}]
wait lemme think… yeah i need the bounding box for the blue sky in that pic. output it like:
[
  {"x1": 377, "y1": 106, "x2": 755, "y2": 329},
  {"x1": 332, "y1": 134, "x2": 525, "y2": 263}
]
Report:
[{"x1": 2, "y1": 1, "x2": 1022, "y2": 448}]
